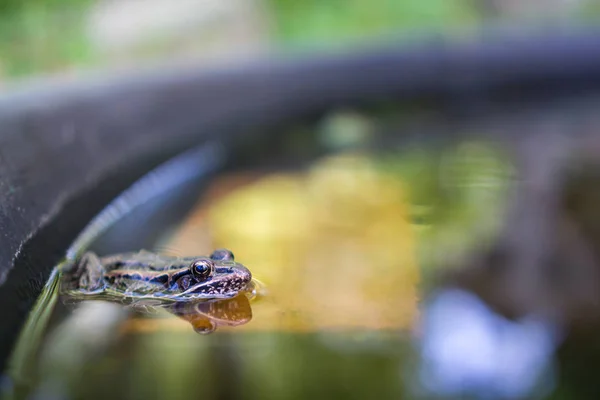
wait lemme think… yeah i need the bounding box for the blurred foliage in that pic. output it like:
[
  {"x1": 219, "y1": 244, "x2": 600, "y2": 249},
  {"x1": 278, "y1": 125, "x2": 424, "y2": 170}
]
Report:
[
  {"x1": 266, "y1": 0, "x2": 479, "y2": 45},
  {"x1": 0, "y1": 0, "x2": 481, "y2": 78},
  {"x1": 1, "y1": 0, "x2": 597, "y2": 78},
  {"x1": 581, "y1": 0, "x2": 600, "y2": 20},
  {"x1": 0, "y1": 0, "x2": 88, "y2": 14},
  {"x1": 0, "y1": 1, "x2": 93, "y2": 77}
]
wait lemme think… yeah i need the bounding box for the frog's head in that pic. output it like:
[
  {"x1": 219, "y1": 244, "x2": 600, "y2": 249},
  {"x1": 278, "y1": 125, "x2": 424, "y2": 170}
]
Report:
[{"x1": 176, "y1": 249, "x2": 252, "y2": 299}]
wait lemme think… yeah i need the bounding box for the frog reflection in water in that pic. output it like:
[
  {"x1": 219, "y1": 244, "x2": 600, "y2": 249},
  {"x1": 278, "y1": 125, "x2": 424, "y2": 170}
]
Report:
[
  {"x1": 165, "y1": 294, "x2": 253, "y2": 334},
  {"x1": 61, "y1": 291, "x2": 253, "y2": 335},
  {"x1": 65, "y1": 248, "x2": 252, "y2": 301}
]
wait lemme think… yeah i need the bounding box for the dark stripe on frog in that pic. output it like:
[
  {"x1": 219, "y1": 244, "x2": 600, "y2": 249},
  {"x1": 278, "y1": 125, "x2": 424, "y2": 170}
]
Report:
[{"x1": 104, "y1": 268, "x2": 192, "y2": 288}]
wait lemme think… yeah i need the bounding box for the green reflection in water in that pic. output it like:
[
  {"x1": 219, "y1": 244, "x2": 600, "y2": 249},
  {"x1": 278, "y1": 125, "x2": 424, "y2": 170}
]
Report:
[{"x1": 62, "y1": 330, "x2": 412, "y2": 400}]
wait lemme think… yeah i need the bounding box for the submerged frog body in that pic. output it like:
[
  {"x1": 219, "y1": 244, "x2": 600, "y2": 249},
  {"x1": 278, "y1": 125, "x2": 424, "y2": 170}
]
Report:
[{"x1": 65, "y1": 249, "x2": 252, "y2": 301}]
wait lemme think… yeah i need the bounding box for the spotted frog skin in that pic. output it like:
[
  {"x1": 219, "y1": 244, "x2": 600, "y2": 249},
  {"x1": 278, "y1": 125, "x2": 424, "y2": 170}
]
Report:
[{"x1": 65, "y1": 249, "x2": 252, "y2": 301}]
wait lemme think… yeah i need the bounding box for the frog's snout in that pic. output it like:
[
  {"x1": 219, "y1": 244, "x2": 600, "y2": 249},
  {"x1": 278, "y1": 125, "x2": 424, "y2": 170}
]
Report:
[{"x1": 237, "y1": 265, "x2": 252, "y2": 285}]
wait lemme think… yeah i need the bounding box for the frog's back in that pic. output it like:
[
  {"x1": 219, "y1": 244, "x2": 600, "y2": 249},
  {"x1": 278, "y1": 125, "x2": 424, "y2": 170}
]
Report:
[{"x1": 100, "y1": 250, "x2": 193, "y2": 272}]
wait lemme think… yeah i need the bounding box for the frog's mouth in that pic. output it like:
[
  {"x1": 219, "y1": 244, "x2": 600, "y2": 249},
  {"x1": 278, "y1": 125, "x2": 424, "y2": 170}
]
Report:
[{"x1": 180, "y1": 265, "x2": 252, "y2": 298}]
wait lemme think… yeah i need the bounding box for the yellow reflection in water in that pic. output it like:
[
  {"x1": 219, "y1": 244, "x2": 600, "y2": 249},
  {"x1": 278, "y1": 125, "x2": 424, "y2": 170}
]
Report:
[{"x1": 168, "y1": 153, "x2": 419, "y2": 332}]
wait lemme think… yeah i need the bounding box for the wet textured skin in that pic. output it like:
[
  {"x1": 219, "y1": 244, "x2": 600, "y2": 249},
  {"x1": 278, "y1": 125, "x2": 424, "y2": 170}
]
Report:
[{"x1": 64, "y1": 248, "x2": 252, "y2": 301}]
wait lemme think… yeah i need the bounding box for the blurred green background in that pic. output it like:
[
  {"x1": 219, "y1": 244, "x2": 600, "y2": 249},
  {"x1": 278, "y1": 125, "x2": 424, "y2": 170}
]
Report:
[{"x1": 0, "y1": 0, "x2": 598, "y2": 79}]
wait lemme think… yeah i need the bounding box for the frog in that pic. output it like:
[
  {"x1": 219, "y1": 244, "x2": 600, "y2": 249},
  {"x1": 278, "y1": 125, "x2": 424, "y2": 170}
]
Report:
[{"x1": 62, "y1": 248, "x2": 252, "y2": 301}]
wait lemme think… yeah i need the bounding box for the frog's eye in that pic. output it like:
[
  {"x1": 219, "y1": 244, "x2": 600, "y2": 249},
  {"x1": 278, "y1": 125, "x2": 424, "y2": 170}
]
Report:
[
  {"x1": 190, "y1": 259, "x2": 214, "y2": 279},
  {"x1": 210, "y1": 249, "x2": 235, "y2": 261}
]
